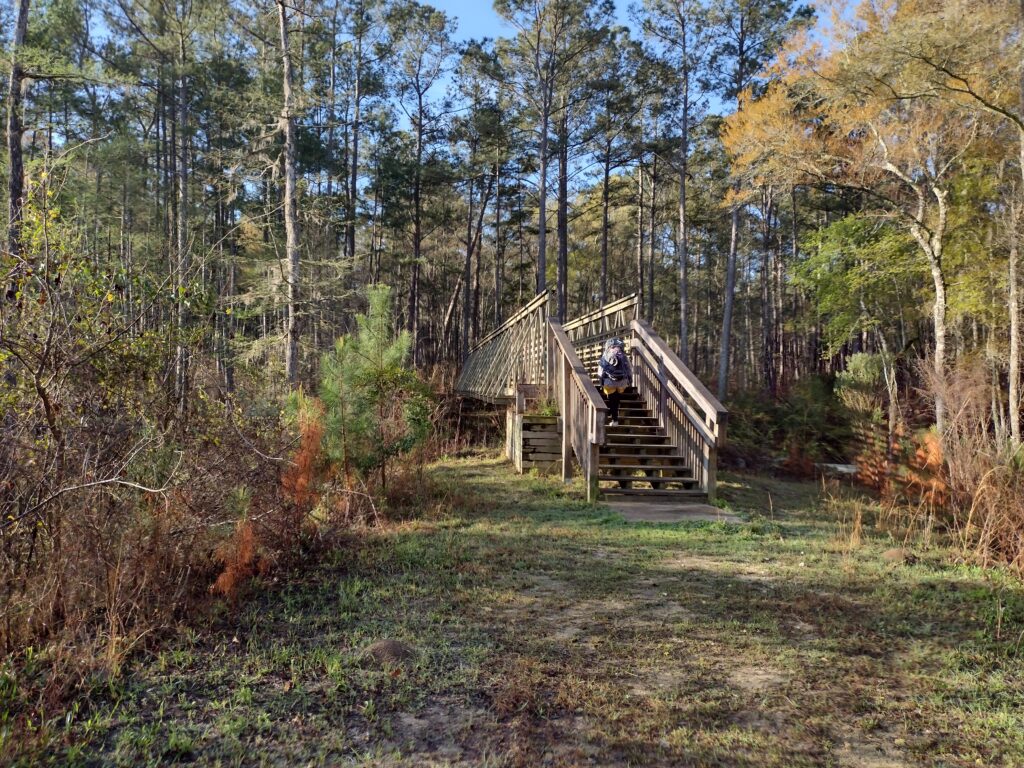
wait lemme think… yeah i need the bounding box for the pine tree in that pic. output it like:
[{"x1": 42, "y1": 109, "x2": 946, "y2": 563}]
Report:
[{"x1": 317, "y1": 285, "x2": 430, "y2": 494}]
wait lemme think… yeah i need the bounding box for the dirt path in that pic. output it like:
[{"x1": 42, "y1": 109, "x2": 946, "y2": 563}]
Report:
[{"x1": 43, "y1": 455, "x2": 1024, "y2": 767}]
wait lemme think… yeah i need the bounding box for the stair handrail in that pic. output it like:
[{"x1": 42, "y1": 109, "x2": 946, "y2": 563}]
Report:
[
  {"x1": 549, "y1": 319, "x2": 607, "y2": 502},
  {"x1": 629, "y1": 318, "x2": 728, "y2": 499}
]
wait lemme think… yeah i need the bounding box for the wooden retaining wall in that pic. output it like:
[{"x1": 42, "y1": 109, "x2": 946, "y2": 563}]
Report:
[
  {"x1": 518, "y1": 415, "x2": 561, "y2": 472},
  {"x1": 505, "y1": 385, "x2": 562, "y2": 475}
]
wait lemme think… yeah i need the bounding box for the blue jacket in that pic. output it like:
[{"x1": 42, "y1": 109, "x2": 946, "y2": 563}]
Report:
[{"x1": 598, "y1": 350, "x2": 632, "y2": 386}]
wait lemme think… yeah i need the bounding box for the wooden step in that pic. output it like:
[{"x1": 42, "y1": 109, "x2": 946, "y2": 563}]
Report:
[
  {"x1": 604, "y1": 435, "x2": 672, "y2": 445},
  {"x1": 599, "y1": 487, "x2": 707, "y2": 499},
  {"x1": 598, "y1": 454, "x2": 688, "y2": 466},
  {"x1": 598, "y1": 462, "x2": 691, "y2": 474},
  {"x1": 601, "y1": 445, "x2": 677, "y2": 455},
  {"x1": 606, "y1": 425, "x2": 664, "y2": 435},
  {"x1": 597, "y1": 474, "x2": 699, "y2": 487}
]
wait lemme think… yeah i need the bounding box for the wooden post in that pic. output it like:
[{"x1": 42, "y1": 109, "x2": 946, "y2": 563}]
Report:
[
  {"x1": 587, "y1": 442, "x2": 600, "y2": 503},
  {"x1": 561, "y1": 359, "x2": 573, "y2": 483},
  {"x1": 505, "y1": 403, "x2": 515, "y2": 461},
  {"x1": 705, "y1": 441, "x2": 717, "y2": 502},
  {"x1": 657, "y1": 354, "x2": 668, "y2": 431}
]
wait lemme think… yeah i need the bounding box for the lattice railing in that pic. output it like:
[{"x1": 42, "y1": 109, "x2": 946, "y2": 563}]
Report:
[
  {"x1": 564, "y1": 293, "x2": 638, "y2": 378},
  {"x1": 455, "y1": 289, "x2": 551, "y2": 403}
]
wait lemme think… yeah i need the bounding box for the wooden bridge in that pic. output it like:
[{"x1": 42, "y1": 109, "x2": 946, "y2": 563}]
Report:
[{"x1": 455, "y1": 290, "x2": 727, "y2": 503}]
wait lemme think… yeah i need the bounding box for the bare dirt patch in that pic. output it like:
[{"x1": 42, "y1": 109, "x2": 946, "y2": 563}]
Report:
[{"x1": 727, "y1": 664, "x2": 788, "y2": 693}]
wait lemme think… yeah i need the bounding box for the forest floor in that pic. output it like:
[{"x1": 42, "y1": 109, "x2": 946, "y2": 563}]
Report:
[{"x1": 24, "y1": 453, "x2": 1024, "y2": 767}]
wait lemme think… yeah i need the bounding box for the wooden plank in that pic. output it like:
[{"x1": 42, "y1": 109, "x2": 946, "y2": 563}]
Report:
[{"x1": 523, "y1": 436, "x2": 560, "y2": 445}]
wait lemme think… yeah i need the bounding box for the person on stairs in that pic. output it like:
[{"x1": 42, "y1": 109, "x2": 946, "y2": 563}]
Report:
[{"x1": 598, "y1": 337, "x2": 633, "y2": 427}]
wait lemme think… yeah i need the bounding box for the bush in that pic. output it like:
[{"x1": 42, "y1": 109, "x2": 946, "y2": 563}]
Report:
[
  {"x1": 285, "y1": 285, "x2": 432, "y2": 522},
  {"x1": 0, "y1": 168, "x2": 293, "y2": 756},
  {"x1": 722, "y1": 377, "x2": 852, "y2": 473}
]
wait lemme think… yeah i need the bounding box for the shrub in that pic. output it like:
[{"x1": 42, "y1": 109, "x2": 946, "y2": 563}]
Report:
[
  {"x1": 286, "y1": 285, "x2": 432, "y2": 521},
  {"x1": 723, "y1": 377, "x2": 852, "y2": 473}
]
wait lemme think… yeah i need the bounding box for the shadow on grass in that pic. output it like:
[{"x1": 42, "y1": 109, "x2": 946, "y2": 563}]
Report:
[{"x1": 35, "y1": 454, "x2": 1024, "y2": 768}]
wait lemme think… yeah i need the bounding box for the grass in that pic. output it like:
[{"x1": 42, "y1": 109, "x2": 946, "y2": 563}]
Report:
[{"x1": 5, "y1": 453, "x2": 1024, "y2": 767}]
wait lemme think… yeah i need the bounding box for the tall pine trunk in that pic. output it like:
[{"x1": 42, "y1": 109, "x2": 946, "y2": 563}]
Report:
[
  {"x1": 408, "y1": 94, "x2": 424, "y2": 365},
  {"x1": 601, "y1": 140, "x2": 611, "y2": 305},
  {"x1": 648, "y1": 147, "x2": 658, "y2": 320},
  {"x1": 636, "y1": 159, "x2": 645, "y2": 317},
  {"x1": 718, "y1": 206, "x2": 739, "y2": 400},
  {"x1": 556, "y1": 97, "x2": 568, "y2": 322},
  {"x1": 678, "y1": 72, "x2": 690, "y2": 364},
  {"x1": 6, "y1": 0, "x2": 30, "y2": 261},
  {"x1": 278, "y1": 0, "x2": 300, "y2": 384},
  {"x1": 347, "y1": 30, "x2": 362, "y2": 264},
  {"x1": 537, "y1": 103, "x2": 550, "y2": 293},
  {"x1": 175, "y1": 31, "x2": 191, "y2": 412}
]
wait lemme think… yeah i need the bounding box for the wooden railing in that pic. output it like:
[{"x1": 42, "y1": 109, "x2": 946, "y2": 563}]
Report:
[
  {"x1": 455, "y1": 289, "x2": 551, "y2": 403},
  {"x1": 549, "y1": 319, "x2": 607, "y2": 502},
  {"x1": 628, "y1": 319, "x2": 728, "y2": 500},
  {"x1": 563, "y1": 293, "x2": 638, "y2": 347}
]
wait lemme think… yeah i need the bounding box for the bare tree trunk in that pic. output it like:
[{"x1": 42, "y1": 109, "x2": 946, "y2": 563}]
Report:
[
  {"x1": 408, "y1": 94, "x2": 424, "y2": 364},
  {"x1": 648, "y1": 147, "x2": 658, "y2": 320},
  {"x1": 518, "y1": 188, "x2": 526, "y2": 304},
  {"x1": 718, "y1": 206, "x2": 740, "y2": 401},
  {"x1": 678, "y1": 83, "x2": 690, "y2": 364},
  {"x1": 636, "y1": 161, "x2": 645, "y2": 318},
  {"x1": 347, "y1": 28, "x2": 362, "y2": 264},
  {"x1": 278, "y1": 0, "x2": 300, "y2": 385},
  {"x1": 760, "y1": 190, "x2": 775, "y2": 397},
  {"x1": 175, "y1": 29, "x2": 191, "y2": 413},
  {"x1": 1012, "y1": 0, "x2": 1024, "y2": 447},
  {"x1": 6, "y1": 0, "x2": 30, "y2": 261},
  {"x1": 494, "y1": 156, "x2": 503, "y2": 327},
  {"x1": 537, "y1": 105, "x2": 549, "y2": 293},
  {"x1": 461, "y1": 171, "x2": 475, "y2": 360},
  {"x1": 556, "y1": 97, "x2": 568, "y2": 321},
  {"x1": 1011, "y1": 214, "x2": 1020, "y2": 448},
  {"x1": 472, "y1": 173, "x2": 493, "y2": 342},
  {"x1": 601, "y1": 140, "x2": 611, "y2": 305}
]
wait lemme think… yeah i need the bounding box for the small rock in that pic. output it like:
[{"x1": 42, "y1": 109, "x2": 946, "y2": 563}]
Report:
[
  {"x1": 882, "y1": 548, "x2": 917, "y2": 565},
  {"x1": 362, "y1": 638, "x2": 417, "y2": 666}
]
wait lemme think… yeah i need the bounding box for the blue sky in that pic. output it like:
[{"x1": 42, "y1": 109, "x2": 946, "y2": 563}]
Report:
[{"x1": 428, "y1": 0, "x2": 636, "y2": 44}]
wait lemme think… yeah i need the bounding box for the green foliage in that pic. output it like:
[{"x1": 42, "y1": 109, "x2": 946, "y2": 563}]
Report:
[
  {"x1": 777, "y1": 377, "x2": 852, "y2": 463},
  {"x1": 316, "y1": 285, "x2": 431, "y2": 486},
  {"x1": 835, "y1": 352, "x2": 886, "y2": 422},
  {"x1": 726, "y1": 378, "x2": 852, "y2": 467},
  {"x1": 796, "y1": 217, "x2": 924, "y2": 356}
]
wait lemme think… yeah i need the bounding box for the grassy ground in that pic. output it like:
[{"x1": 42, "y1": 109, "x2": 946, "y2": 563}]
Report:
[{"x1": 9, "y1": 453, "x2": 1024, "y2": 767}]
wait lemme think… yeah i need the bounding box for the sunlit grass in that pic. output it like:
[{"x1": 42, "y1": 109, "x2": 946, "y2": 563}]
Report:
[{"x1": 10, "y1": 453, "x2": 1024, "y2": 767}]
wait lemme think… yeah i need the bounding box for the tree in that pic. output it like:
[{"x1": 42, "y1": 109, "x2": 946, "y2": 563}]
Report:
[
  {"x1": 708, "y1": 0, "x2": 813, "y2": 400},
  {"x1": 318, "y1": 284, "x2": 430, "y2": 494},
  {"x1": 5, "y1": 0, "x2": 30, "y2": 262},
  {"x1": 391, "y1": 0, "x2": 456, "y2": 364},
  {"x1": 278, "y1": 0, "x2": 301, "y2": 385},
  {"x1": 495, "y1": 0, "x2": 611, "y2": 298},
  {"x1": 585, "y1": 28, "x2": 641, "y2": 305},
  {"x1": 638, "y1": 0, "x2": 714, "y2": 363},
  {"x1": 869, "y1": 0, "x2": 1024, "y2": 442}
]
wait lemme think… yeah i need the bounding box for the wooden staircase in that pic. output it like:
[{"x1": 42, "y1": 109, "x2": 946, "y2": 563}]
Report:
[
  {"x1": 595, "y1": 386, "x2": 704, "y2": 499},
  {"x1": 457, "y1": 291, "x2": 726, "y2": 503}
]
